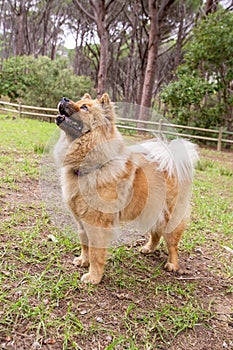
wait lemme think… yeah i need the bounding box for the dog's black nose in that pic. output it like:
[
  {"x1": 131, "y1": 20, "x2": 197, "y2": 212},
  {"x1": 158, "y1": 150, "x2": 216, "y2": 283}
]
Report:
[
  {"x1": 61, "y1": 97, "x2": 70, "y2": 103},
  {"x1": 56, "y1": 115, "x2": 65, "y2": 125}
]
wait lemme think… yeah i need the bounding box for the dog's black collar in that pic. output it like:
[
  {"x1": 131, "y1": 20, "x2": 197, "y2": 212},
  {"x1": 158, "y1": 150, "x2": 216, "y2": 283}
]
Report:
[
  {"x1": 74, "y1": 164, "x2": 102, "y2": 177},
  {"x1": 69, "y1": 127, "x2": 91, "y2": 141},
  {"x1": 75, "y1": 169, "x2": 83, "y2": 176}
]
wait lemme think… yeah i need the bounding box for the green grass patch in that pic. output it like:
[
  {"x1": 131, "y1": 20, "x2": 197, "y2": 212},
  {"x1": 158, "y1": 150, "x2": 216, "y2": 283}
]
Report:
[
  {"x1": 0, "y1": 115, "x2": 55, "y2": 153},
  {"x1": 0, "y1": 117, "x2": 232, "y2": 349}
]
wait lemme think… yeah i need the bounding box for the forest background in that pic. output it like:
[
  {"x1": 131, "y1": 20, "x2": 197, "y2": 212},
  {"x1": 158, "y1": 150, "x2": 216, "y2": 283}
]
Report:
[{"x1": 0, "y1": 0, "x2": 232, "y2": 132}]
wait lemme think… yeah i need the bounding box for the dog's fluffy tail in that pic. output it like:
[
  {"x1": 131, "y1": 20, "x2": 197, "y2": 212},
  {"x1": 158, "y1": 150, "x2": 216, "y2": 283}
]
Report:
[{"x1": 134, "y1": 139, "x2": 199, "y2": 183}]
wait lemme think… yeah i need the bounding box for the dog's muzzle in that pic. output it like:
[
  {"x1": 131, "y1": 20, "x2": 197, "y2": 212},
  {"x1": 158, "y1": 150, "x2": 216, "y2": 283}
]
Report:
[
  {"x1": 58, "y1": 97, "x2": 71, "y2": 117},
  {"x1": 56, "y1": 97, "x2": 71, "y2": 125}
]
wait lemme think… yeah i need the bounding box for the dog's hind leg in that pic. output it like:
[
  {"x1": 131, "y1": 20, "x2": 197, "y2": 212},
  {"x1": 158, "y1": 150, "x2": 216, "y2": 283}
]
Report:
[
  {"x1": 141, "y1": 228, "x2": 162, "y2": 254},
  {"x1": 163, "y1": 218, "x2": 186, "y2": 272}
]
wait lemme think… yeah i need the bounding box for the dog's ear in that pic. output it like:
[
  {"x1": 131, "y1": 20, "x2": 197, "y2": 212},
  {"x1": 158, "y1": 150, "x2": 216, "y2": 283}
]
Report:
[
  {"x1": 99, "y1": 93, "x2": 114, "y2": 123},
  {"x1": 99, "y1": 93, "x2": 111, "y2": 105},
  {"x1": 82, "y1": 93, "x2": 92, "y2": 100}
]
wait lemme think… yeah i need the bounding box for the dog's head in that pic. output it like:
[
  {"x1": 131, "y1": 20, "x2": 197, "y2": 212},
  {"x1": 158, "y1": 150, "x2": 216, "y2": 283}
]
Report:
[{"x1": 56, "y1": 93, "x2": 115, "y2": 140}]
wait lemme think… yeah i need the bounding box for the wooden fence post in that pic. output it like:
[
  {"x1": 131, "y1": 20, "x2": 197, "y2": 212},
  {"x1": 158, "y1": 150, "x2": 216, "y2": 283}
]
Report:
[
  {"x1": 18, "y1": 102, "x2": 22, "y2": 118},
  {"x1": 158, "y1": 118, "x2": 163, "y2": 133},
  {"x1": 217, "y1": 127, "x2": 223, "y2": 151}
]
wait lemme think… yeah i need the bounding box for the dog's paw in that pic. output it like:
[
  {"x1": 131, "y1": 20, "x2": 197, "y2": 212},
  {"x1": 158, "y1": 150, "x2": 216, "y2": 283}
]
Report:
[
  {"x1": 140, "y1": 244, "x2": 156, "y2": 254},
  {"x1": 81, "y1": 273, "x2": 102, "y2": 285},
  {"x1": 73, "y1": 256, "x2": 89, "y2": 268},
  {"x1": 164, "y1": 261, "x2": 179, "y2": 272}
]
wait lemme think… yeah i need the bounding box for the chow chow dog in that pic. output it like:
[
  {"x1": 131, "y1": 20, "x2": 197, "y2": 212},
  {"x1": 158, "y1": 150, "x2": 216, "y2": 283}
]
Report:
[{"x1": 54, "y1": 93, "x2": 198, "y2": 284}]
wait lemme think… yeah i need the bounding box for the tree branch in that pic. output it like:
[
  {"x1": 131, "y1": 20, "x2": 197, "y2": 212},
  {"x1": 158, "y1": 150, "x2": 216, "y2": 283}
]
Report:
[
  {"x1": 158, "y1": 0, "x2": 176, "y2": 21},
  {"x1": 106, "y1": 2, "x2": 126, "y2": 29},
  {"x1": 72, "y1": 0, "x2": 95, "y2": 22},
  {"x1": 105, "y1": 0, "x2": 116, "y2": 12},
  {"x1": 90, "y1": 0, "x2": 97, "y2": 14}
]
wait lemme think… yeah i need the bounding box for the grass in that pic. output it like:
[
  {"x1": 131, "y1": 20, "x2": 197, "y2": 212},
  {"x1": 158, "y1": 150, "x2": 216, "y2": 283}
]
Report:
[{"x1": 0, "y1": 116, "x2": 232, "y2": 349}]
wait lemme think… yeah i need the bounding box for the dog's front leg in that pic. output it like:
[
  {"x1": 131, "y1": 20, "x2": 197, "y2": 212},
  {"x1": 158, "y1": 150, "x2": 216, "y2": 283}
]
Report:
[
  {"x1": 81, "y1": 246, "x2": 107, "y2": 284},
  {"x1": 73, "y1": 222, "x2": 89, "y2": 267},
  {"x1": 73, "y1": 243, "x2": 89, "y2": 268},
  {"x1": 80, "y1": 224, "x2": 115, "y2": 284}
]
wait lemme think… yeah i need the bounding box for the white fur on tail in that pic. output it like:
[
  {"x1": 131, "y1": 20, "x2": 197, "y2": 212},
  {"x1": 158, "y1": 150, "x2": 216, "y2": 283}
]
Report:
[{"x1": 131, "y1": 139, "x2": 199, "y2": 183}]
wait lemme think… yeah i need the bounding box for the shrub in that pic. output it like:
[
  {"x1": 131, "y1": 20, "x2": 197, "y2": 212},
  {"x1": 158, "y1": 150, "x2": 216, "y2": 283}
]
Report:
[{"x1": 0, "y1": 56, "x2": 94, "y2": 108}]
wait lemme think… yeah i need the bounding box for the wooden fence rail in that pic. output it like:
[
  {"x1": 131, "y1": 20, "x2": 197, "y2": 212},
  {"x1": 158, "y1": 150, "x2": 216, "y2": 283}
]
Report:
[{"x1": 0, "y1": 100, "x2": 232, "y2": 151}]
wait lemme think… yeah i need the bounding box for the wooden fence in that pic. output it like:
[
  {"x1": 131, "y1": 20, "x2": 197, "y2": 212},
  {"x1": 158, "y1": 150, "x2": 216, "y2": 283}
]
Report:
[{"x1": 0, "y1": 100, "x2": 232, "y2": 151}]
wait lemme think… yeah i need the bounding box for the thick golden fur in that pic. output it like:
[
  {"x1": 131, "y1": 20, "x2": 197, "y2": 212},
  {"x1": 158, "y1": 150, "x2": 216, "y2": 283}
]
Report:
[{"x1": 54, "y1": 93, "x2": 198, "y2": 284}]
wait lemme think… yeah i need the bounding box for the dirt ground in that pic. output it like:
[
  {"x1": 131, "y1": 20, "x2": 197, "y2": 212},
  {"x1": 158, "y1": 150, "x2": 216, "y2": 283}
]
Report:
[{"x1": 0, "y1": 146, "x2": 233, "y2": 350}]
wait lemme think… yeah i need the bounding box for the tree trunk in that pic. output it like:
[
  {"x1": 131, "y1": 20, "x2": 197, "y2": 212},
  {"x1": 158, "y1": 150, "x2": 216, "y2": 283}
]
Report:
[
  {"x1": 138, "y1": 0, "x2": 159, "y2": 121},
  {"x1": 137, "y1": 70, "x2": 145, "y2": 105},
  {"x1": 72, "y1": 0, "x2": 109, "y2": 96},
  {"x1": 174, "y1": 1, "x2": 185, "y2": 68},
  {"x1": 74, "y1": 27, "x2": 84, "y2": 75},
  {"x1": 50, "y1": 43, "x2": 56, "y2": 60},
  {"x1": 138, "y1": 0, "x2": 175, "y2": 122},
  {"x1": 94, "y1": 0, "x2": 109, "y2": 97},
  {"x1": 125, "y1": 3, "x2": 138, "y2": 102},
  {"x1": 97, "y1": 29, "x2": 109, "y2": 97},
  {"x1": 125, "y1": 36, "x2": 135, "y2": 102},
  {"x1": 15, "y1": 0, "x2": 26, "y2": 56},
  {"x1": 136, "y1": 45, "x2": 148, "y2": 105},
  {"x1": 205, "y1": 0, "x2": 219, "y2": 15}
]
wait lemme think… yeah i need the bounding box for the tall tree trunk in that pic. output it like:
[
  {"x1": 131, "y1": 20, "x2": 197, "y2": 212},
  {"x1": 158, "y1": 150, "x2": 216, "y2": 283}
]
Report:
[
  {"x1": 125, "y1": 36, "x2": 135, "y2": 102},
  {"x1": 97, "y1": 28, "x2": 109, "y2": 97},
  {"x1": 72, "y1": 0, "x2": 110, "y2": 96},
  {"x1": 15, "y1": 0, "x2": 26, "y2": 56},
  {"x1": 136, "y1": 46, "x2": 148, "y2": 105},
  {"x1": 174, "y1": 1, "x2": 185, "y2": 68},
  {"x1": 125, "y1": 3, "x2": 138, "y2": 102},
  {"x1": 137, "y1": 70, "x2": 145, "y2": 105},
  {"x1": 72, "y1": 0, "x2": 126, "y2": 97},
  {"x1": 205, "y1": 0, "x2": 219, "y2": 15},
  {"x1": 74, "y1": 28, "x2": 84, "y2": 75},
  {"x1": 138, "y1": 0, "x2": 175, "y2": 121},
  {"x1": 138, "y1": 0, "x2": 159, "y2": 120},
  {"x1": 94, "y1": 0, "x2": 109, "y2": 97},
  {"x1": 50, "y1": 42, "x2": 56, "y2": 60}
]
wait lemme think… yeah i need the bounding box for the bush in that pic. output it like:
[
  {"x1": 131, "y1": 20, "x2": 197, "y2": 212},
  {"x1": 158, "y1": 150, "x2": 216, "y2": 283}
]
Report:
[{"x1": 0, "y1": 56, "x2": 94, "y2": 108}]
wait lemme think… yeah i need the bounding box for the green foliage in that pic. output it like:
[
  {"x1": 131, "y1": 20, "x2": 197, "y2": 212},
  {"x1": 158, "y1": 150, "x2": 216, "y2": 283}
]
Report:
[
  {"x1": 0, "y1": 56, "x2": 32, "y2": 100},
  {"x1": 160, "y1": 10, "x2": 233, "y2": 131},
  {"x1": 161, "y1": 68, "x2": 216, "y2": 107},
  {"x1": 0, "y1": 55, "x2": 94, "y2": 107},
  {"x1": 185, "y1": 10, "x2": 233, "y2": 75}
]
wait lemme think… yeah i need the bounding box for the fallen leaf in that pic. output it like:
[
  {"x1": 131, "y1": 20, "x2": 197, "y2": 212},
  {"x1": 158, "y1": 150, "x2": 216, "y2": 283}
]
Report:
[
  {"x1": 95, "y1": 316, "x2": 104, "y2": 323},
  {"x1": 47, "y1": 234, "x2": 58, "y2": 243},
  {"x1": 1, "y1": 271, "x2": 10, "y2": 277},
  {"x1": 43, "y1": 338, "x2": 56, "y2": 345},
  {"x1": 32, "y1": 341, "x2": 41, "y2": 349}
]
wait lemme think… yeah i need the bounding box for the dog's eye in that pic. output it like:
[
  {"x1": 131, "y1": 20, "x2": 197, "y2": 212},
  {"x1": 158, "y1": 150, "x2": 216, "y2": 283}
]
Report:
[{"x1": 80, "y1": 104, "x2": 88, "y2": 112}]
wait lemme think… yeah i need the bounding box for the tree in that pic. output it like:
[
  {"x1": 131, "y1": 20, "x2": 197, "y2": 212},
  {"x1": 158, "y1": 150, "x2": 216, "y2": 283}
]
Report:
[
  {"x1": 0, "y1": 0, "x2": 69, "y2": 59},
  {"x1": 14, "y1": 0, "x2": 26, "y2": 55},
  {"x1": 160, "y1": 9, "x2": 233, "y2": 131},
  {"x1": 72, "y1": 0, "x2": 125, "y2": 97},
  {"x1": 1, "y1": 0, "x2": 221, "y2": 106},
  {"x1": 138, "y1": 0, "x2": 176, "y2": 121}
]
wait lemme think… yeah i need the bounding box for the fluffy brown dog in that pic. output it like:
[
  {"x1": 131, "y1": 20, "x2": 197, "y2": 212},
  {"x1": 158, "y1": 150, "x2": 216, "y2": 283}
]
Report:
[{"x1": 54, "y1": 93, "x2": 198, "y2": 284}]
